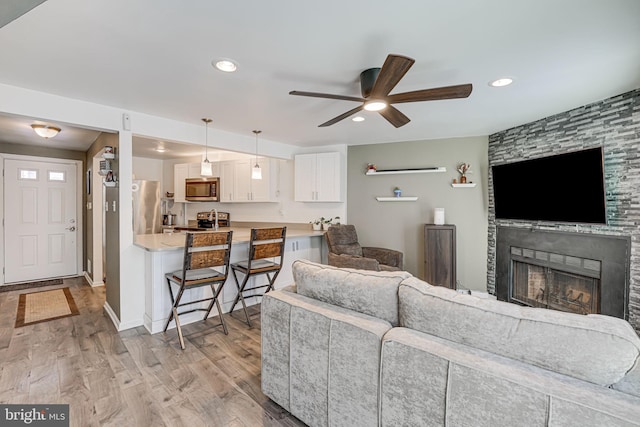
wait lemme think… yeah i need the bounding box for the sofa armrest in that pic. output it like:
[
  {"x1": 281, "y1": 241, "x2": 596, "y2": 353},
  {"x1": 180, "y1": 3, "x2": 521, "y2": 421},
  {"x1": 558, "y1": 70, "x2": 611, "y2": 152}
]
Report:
[
  {"x1": 328, "y1": 252, "x2": 380, "y2": 270},
  {"x1": 363, "y1": 246, "x2": 403, "y2": 268},
  {"x1": 262, "y1": 290, "x2": 392, "y2": 427}
]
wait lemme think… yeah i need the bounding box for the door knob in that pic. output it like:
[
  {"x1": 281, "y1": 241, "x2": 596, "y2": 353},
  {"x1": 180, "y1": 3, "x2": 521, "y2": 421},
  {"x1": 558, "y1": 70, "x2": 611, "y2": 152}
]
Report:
[{"x1": 66, "y1": 226, "x2": 76, "y2": 231}]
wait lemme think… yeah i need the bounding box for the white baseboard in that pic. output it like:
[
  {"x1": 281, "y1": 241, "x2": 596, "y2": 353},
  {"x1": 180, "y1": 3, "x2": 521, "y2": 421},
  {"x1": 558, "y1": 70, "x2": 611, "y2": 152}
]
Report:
[
  {"x1": 83, "y1": 271, "x2": 104, "y2": 287},
  {"x1": 103, "y1": 302, "x2": 120, "y2": 330},
  {"x1": 103, "y1": 302, "x2": 144, "y2": 331}
]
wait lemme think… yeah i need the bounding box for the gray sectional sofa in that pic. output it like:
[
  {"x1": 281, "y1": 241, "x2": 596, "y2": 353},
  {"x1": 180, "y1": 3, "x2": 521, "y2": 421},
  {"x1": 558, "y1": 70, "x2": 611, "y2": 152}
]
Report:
[{"x1": 261, "y1": 260, "x2": 640, "y2": 427}]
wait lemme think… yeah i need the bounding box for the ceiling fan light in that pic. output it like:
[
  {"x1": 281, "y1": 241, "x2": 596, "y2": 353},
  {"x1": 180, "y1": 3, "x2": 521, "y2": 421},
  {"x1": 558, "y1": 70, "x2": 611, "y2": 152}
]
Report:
[
  {"x1": 364, "y1": 100, "x2": 387, "y2": 112},
  {"x1": 31, "y1": 124, "x2": 61, "y2": 139},
  {"x1": 489, "y1": 77, "x2": 513, "y2": 87}
]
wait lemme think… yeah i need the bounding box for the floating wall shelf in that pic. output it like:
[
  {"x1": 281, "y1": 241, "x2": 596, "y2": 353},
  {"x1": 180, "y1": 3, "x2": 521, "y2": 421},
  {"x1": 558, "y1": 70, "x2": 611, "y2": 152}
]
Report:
[
  {"x1": 451, "y1": 183, "x2": 477, "y2": 188},
  {"x1": 376, "y1": 196, "x2": 419, "y2": 202},
  {"x1": 366, "y1": 167, "x2": 446, "y2": 176}
]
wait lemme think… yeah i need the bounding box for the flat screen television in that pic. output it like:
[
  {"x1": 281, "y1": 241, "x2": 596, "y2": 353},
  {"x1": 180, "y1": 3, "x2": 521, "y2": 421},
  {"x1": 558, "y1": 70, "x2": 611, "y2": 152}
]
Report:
[{"x1": 491, "y1": 147, "x2": 607, "y2": 224}]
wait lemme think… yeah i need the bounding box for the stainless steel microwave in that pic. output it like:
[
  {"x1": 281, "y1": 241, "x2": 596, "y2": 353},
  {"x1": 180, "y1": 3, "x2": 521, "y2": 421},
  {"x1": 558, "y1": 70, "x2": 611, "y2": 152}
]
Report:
[{"x1": 185, "y1": 177, "x2": 220, "y2": 202}]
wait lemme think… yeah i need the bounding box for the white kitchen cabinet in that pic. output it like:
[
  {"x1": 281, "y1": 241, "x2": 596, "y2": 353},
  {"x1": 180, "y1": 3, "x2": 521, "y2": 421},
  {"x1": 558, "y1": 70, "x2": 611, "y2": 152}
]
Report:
[
  {"x1": 219, "y1": 157, "x2": 278, "y2": 203},
  {"x1": 174, "y1": 162, "x2": 220, "y2": 203},
  {"x1": 219, "y1": 161, "x2": 235, "y2": 203},
  {"x1": 278, "y1": 237, "x2": 323, "y2": 288},
  {"x1": 294, "y1": 152, "x2": 342, "y2": 202},
  {"x1": 173, "y1": 164, "x2": 189, "y2": 203}
]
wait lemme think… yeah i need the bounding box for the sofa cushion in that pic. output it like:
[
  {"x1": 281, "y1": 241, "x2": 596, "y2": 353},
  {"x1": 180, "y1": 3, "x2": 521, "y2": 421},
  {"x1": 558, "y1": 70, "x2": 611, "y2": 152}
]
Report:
[
  {"x1": 398, "y1": 276, "x2": 640, "y2": 386},
  {"x1": 293, "y1": 259, "x2": 412, "y2": 326},
  {"x1": 381, "y1": 328, "x2": 640, "y2": 427}
]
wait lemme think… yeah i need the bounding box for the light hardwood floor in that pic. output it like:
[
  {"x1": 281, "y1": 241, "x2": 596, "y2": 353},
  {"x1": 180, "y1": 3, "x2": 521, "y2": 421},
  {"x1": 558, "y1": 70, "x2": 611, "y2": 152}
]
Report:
[{"x1": 0, "y1": 277, "x2": 304, "y2": 427}]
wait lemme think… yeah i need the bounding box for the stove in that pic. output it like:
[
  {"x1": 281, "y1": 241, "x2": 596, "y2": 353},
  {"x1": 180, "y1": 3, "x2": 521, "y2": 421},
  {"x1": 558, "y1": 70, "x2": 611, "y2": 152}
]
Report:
[{"x1": 196, "y1": 211, "x2": 230, "y2": 228}]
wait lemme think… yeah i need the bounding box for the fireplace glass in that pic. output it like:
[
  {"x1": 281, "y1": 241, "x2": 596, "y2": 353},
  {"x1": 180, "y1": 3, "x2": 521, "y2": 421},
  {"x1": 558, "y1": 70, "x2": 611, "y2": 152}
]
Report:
[{"x1": 512, "y1": 261, "x2": 600, "y2": 315}]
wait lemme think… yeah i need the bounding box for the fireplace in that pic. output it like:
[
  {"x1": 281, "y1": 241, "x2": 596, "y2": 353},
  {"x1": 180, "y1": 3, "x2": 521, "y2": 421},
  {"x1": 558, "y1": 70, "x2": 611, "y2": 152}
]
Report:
[
  {"x1": 496, "y1": 226, "x2": 630, "y2": 319},
  {"x1": 511, "y1": 251, "x2": 600, "y2": 315}
]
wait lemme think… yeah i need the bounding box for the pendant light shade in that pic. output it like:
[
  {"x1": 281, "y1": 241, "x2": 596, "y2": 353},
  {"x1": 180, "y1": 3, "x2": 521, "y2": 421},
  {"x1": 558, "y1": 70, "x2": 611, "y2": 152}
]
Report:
[
  {"x1": 201, "y1": 118, "x2": 213, "y2": 177},
  {"x1": 252, "y1": 130, "x2": 262, "y2": 180}
]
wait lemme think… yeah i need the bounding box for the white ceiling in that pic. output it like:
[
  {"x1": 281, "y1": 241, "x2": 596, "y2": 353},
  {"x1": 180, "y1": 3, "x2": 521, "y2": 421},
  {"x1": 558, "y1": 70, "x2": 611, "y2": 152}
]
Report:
[{"x1": 0, "y1": 0, "x2": 639, "y2": 153}]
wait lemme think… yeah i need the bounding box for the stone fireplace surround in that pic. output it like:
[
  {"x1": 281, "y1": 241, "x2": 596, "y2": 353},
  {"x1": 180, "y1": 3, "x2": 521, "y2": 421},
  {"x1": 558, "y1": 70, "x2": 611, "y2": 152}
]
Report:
[
  {"x1": 496, "y1": 226, "x2": 630, "y2": 319},
  {"x1": 487, "y1": 88, "x2": 640, "y2": 332}
]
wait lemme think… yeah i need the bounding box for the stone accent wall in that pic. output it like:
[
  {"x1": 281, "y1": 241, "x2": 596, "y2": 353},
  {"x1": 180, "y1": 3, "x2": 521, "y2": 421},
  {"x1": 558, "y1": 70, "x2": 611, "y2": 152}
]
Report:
[{"x1": 487, "y1": 89, "x2": 640, "y2": 331}]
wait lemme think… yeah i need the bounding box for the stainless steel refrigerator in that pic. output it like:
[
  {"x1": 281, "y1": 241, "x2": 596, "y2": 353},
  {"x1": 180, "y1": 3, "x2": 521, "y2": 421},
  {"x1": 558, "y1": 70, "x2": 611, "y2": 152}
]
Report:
[{"x1": 132, "y1": 180, "x2": 162, "y2": 234}]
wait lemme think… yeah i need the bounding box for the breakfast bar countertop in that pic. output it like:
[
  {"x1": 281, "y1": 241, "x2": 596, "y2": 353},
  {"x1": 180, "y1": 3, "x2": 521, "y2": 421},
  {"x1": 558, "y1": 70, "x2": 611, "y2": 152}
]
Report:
[{"x1": 134, "y1": 226, "x2": 326, "y2": 252}]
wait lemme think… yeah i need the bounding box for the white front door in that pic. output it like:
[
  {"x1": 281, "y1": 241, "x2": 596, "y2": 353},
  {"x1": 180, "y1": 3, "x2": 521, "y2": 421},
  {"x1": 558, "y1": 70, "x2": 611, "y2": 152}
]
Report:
[{"x1": 4, "y1": 159, "x2": 78, "y2": 283}]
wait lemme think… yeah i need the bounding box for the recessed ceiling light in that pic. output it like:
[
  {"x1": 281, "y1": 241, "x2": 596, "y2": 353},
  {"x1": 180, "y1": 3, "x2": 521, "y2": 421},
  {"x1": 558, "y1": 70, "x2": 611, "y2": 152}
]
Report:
[
  {"x1": 156, "y1": 147, "x2": 166, "y2": 153},
  {"x1": 352, "y1": 116, "x2": 365, "y2": 122},
  {"x1": 364, "y1": 100, "x2": 387, "y2": 112},
  {"x1": 213, "y1": 59, "x2": 238, "y2": 73},
  {"x1": 489, "y1": 77, "x2": 514, "y2": 87}
]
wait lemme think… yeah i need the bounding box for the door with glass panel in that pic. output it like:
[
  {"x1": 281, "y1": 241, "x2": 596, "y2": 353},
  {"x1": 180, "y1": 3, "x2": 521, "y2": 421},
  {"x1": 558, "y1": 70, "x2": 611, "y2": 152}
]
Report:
[{"x1": 4, "y1": 159, "x2": 77, "y2": 283}]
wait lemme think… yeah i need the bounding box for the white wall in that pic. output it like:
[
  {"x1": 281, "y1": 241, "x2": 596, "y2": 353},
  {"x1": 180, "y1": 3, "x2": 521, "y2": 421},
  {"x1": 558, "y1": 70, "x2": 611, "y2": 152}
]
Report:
[{"x1": 133, "y1": 156, "x2": 164, "y2": 192}]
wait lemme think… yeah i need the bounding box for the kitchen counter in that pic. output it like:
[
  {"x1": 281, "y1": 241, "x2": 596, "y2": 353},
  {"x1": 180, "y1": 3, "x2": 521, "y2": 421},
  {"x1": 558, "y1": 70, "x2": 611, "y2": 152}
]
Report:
[
  {"x1": 134, "y1": 227, "x2": 326, "y2": 252},
  {"x1": 131, "y1": 225, "x2": 326, "y2": 334}
]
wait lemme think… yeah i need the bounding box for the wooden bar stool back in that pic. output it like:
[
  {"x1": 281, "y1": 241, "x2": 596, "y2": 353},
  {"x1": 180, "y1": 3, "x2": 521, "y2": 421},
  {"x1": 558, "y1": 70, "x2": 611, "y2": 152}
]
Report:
[
  {"x1": 163, "y1": 230, "x2": 233, "y2": 349},
  {"x1": 230, "y1": 227, "x2": 287, "y2": 326}
]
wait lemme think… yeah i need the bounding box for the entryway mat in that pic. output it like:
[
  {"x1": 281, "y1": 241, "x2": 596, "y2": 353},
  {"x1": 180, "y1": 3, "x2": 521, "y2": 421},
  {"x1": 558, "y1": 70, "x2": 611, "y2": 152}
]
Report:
[
  {"x1": 0, "y1": 278, "x2": 64, "y2": 293},
  {"x1": 15, "y1": 287, "x2": 79, "y2": 327}
]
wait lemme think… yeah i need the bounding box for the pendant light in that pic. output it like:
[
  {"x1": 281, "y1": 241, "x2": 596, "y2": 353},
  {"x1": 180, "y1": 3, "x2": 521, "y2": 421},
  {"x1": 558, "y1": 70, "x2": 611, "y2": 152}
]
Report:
[
  {"x1": 201, "y1": 118, "x2": 213, "y2": 177},
  {"x1": 252, "y1": 130, "x2": 262, "y2": 180}
]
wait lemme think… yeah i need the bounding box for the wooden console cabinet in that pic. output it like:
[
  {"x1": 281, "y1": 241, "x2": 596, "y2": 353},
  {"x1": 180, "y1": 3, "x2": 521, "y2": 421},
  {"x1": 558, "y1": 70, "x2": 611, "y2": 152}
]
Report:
[{"x1": 424, "y1": 224, "x2": 456, "y2": 289}]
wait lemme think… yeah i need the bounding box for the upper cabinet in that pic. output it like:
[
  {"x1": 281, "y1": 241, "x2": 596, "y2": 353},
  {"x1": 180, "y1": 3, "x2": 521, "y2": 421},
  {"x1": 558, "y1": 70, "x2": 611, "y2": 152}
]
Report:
[
  {"x1": 219, "y1": 157, "x2": 279, "y2": 203},
  {"x1": 173, "y1": 162, "x2": 220, "y2": 203},
  {"x1": 295, "y1": 152, "x2": 342, "y2": 202}
]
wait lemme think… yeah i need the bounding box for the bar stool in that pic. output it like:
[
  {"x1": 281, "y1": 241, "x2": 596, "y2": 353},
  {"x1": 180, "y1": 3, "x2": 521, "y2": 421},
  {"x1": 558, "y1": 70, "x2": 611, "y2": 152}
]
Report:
[
  {"x1": 163, "y1": 230, "x2": 233, "y2": 350},
  {"x1": 230, "y1": 227, "x2": 287, "y2": 327}
]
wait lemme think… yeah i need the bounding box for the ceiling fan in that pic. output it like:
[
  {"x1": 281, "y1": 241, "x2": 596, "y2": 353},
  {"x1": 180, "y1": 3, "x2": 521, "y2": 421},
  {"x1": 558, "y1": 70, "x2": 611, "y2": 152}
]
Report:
[{"x1": 289, "y1": 54, "x2": 472, "y2": 128}]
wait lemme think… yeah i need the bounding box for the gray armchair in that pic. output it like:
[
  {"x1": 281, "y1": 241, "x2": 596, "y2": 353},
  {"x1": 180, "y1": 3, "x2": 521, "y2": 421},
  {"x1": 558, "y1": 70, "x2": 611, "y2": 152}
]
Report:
[{"x1": 324, "y1": 224, "x2": 403, "y2": 271}]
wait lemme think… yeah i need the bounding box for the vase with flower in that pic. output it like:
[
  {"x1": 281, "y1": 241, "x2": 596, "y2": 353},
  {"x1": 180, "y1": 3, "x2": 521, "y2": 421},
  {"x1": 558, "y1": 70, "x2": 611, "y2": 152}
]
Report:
[{"x1": 457, "y1": 162, "x2": 472, "y2": 184}]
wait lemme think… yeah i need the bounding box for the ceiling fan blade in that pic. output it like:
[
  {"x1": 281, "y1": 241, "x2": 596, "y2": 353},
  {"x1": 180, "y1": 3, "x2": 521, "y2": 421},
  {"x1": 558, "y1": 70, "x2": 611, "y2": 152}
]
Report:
[
  {"x1": 379, "y1": 106, "x2": 410, "y2": 128},
  {"x1": 388, "y1": 83, "x2": 473, "y2": 104},
  {"x1": 318, "y1": 105, "x2": 364, "y2": 127},
  {"x1": 369, "y1": 54, "x2": 415, "y2": 98},
  {"x1": 289, "y1": 90, "x2": 365, "y2": 103}
]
